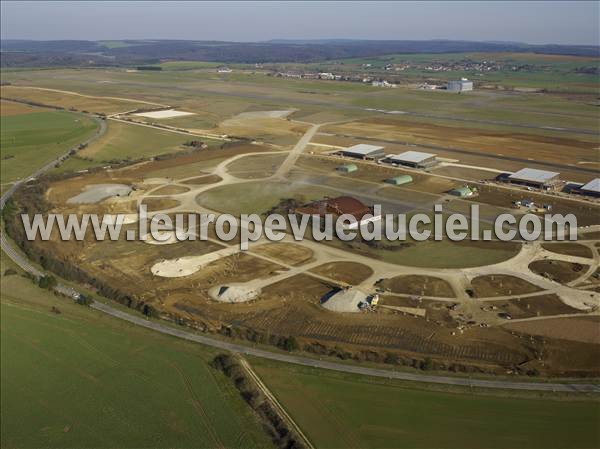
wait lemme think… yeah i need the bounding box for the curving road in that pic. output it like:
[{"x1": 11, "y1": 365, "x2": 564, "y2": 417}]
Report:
[{"x1": 1, "y1": 111, "x2": 599, "y2": 393}]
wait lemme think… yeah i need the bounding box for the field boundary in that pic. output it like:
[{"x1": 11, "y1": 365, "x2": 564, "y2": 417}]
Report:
[{"x1": 238, "y1": 357, "x2": 315, "y2": 449}]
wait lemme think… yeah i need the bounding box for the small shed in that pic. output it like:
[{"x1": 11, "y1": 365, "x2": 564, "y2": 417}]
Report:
[
  {"x1": 449, "y1": 186, "x2": 474, "y2": 197},
  {"x1": 385, "y1": 175, "x2": 413, "y2": 185},
  {"x1": 337, "y1": 163, "x2": 358, "y2": 173}
]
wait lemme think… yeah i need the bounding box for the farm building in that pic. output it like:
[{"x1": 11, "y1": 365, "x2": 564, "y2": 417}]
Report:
[
  {"x1": 508, "y1": 168, "x2": 560, "y2": 189},
  {"x1": 387, "y1": 151, "x2": 438, "y2": 169},
  {"x1": 295, "y1": 196, "x2": 382, "y2": 230},
  {"x1": 385, "y1": 175, "x2": 413, "y2": 185},
  {"x1": 449, "y1": 186, "x2": 475, "y2": 197},
  {"x1": 340, "y1": 144, "x2": 386, "y2": 160},
  {"x1": 337, "y1": 163, "x2": 358, "y2": 173},
  {"x1": 447, "y1": 78, "x2": 473, "y2": 92},
  {"x1": 579, "y1": 178, "x2": 600, "y2": 197}
]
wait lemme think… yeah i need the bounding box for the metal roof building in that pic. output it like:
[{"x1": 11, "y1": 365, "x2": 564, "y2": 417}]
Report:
[
  {"x1": 580, "y1": 178, "x2": 600, "y2": 196},
  {"x1": 508, "y1": 168, "x2": 560, "y2": 188},
  {"x1": 387, "y1": 151, "x2": 438, "y2": 169},
  {"x1": 341, "y1": 144, "x2": 385, "y2": 159}
]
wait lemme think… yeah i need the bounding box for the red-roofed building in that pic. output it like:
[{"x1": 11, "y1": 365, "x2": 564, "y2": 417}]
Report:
[{"x1": 295, "y1": 196, "x2": 381, "y2": 229}]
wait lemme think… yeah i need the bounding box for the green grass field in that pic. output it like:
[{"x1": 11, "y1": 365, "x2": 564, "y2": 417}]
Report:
[
  {"x1": 0, "y1": 255, "x2": 273, "y2": 449},
  {"x1": 54, "y1": 120, "x2": 221, "y2": 173},
  {"x1": 195, "y1": 180, "x2": 340, "y2": 216},
  {"x1": 80, "y1": 120, "x2": 191, "y2": 162},
  {"x1": 0, "y1": 110, "x2": 97, "y2": 182},
  {"x1": 252, "y1": 357, "x2": 600, "y2": 449}
]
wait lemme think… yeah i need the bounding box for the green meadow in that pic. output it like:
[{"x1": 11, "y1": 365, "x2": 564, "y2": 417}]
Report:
[
  {"x1": 1, "y1": 110, "x2": 97, "y2": 182},
  {"x1": 0, "y1": 255, "x2": 273, "y2": 449},
  {"x1": 252, "y1": 357, "x2": 600, "y2": 449}
]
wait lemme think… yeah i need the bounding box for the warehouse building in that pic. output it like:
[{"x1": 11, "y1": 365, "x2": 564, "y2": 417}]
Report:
[
  {"x1": 386, "y1": 151, "x2": 438, "y2": 169},
  {"x1": 447, "y1": 78, "x2": 474, "y2": 92},
  {"x1": 340, "y1": 144, "x2": 386, "y2": 160},
  {"x1": 385, "y1": 175, "x2": 413, "y2": 185},
  {"x1": 508, "y1": 168, "x2": 561, "y2": 189},
  {"x1": 337, "y1": 163, "x2": 358, "y2": 173},
  {"x1": 579, "y1": 178, "x2": 600, "y2": 197}
]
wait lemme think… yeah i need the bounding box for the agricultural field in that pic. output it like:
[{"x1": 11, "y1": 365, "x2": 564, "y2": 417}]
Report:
[
  {"x1": 0, "y1": 101, "x2": 97, "y2": 182},
  {"x1": 0, "y1": 254, "x2": 273, "y2": 449},
  {"x1": 251, "y1": 356, "x2": 600, "y2": 449}
]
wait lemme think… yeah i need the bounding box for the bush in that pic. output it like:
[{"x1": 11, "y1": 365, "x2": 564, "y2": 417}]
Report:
[
  {"x1": 76, "y1": 294, "x2": 94, "y2": 306},
  {"x1": 421, "y1": 357, "x2": 434, "y2": 371},
  {"x1": 38, "y1": 275, "x2": 57, "y2": 290},
  {"x1": 280, "y1": 336, "x2": 299, "y2": 352}
]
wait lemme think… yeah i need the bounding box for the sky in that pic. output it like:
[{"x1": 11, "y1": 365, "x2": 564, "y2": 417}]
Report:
[{"x1": 1, "y1": 1, "x2": 598, "y2": 45}]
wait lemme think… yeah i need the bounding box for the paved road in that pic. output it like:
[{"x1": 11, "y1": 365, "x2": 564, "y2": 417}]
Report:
[
  {"x1": 1, "y1": 110, "x2": 599, "y2": 393},
  {"x1": 275, "y1": 123, "x2": 321, "y2": 178}
]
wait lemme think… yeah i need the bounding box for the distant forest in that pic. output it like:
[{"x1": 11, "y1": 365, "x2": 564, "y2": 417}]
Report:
[{"x1": 1, "y1": 39, "x2": 598, "y2": 67}]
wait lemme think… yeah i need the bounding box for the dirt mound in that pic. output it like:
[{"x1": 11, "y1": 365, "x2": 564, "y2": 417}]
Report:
[{"x1": 208, "y1": 284, "x2": 260, "y2": 303}]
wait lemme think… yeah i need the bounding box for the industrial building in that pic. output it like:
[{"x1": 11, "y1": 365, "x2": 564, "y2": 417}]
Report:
[
  {"x1": 508, "y1": 168, "x2": 561, "y2": 189},
  {"x1": 579, "y1": 178, "x2": 600, "y2": 197},
  {"x1": 447, "y1": 78, "x2": 473, "y2": 92},
  {"x1": 340, "y1": 144, "x2": 386, "y2": 160},
  {"x1": 385, "y1": 175, "x2": 413, "y2": 185},
  {"x1": 386, "y1": 151, "x2": 438, "y2": 169},
  {"x1": 337, "y1": 163, "x2": 358, "y2": 173}
]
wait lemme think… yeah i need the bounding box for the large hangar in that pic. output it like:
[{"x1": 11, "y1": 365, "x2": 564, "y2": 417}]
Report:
[
  {"x1": 340, "y1": 144, "x2": 385, "y2": 160},
  {"x1": 387, "y1": 151, "x2": 438, "y2": 169},
  {"x1": 508, "y1": 168, "x2": 560, "y2": 189}
]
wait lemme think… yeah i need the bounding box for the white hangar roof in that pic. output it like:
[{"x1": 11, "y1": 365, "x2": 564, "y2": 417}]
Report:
[
  {"x1": 508, "y1": 168, "x2": 560, "y2": 184},
  {"x1": 343, "y1": 144, "x2": 385, "y2": 156},
  {"x1": 580, "y1": 178, "x2": 600, "y2": 193},
  {"x1": 389, "y1": 151, "x2": 436, "y2": 164}
]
